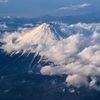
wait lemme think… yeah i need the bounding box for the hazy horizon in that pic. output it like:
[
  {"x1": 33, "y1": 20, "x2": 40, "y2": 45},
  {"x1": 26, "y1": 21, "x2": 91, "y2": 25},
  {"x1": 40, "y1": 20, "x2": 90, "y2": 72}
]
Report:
[{"x1": 0, "y1": 0, "x2": 100, "y2": 17}]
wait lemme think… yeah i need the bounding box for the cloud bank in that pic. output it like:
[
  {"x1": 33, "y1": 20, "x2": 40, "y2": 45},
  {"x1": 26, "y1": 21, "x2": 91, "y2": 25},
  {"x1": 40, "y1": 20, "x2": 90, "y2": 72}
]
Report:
[
  {"x1": 59, "y1": 3, "x2": 91, "y2": 10},
  {"x1": 0, "y1": 22, "x2": 100, "y2": 90}
]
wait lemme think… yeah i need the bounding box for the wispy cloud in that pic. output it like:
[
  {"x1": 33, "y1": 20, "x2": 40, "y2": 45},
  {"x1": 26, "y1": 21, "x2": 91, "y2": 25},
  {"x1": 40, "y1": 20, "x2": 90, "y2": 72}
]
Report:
[
  {"x1": 0, "y1": 0, "x2": 9, "y2": 3},
  {"x1": 59, "y1": 3, "x2": 91, "y2": 10}
]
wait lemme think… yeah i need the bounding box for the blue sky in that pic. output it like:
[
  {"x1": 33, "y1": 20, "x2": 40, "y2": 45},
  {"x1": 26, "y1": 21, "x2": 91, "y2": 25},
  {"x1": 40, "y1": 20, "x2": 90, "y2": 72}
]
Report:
[{"x1": 0, "y1": 0, "x2": 100, "y2": 17}]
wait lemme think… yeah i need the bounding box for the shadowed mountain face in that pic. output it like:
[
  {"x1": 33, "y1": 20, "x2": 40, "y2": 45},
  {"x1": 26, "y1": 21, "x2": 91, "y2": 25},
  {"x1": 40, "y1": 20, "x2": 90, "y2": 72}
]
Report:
[{"x1": 0, "y1": 51, "x2": 100, "y2": 100}]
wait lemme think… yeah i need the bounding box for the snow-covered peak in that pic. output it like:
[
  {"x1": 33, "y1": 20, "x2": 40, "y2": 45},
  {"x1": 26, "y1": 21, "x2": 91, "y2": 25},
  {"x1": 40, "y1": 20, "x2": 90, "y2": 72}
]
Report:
[
  {"x1": 17, "y1": 23, "x2": 67, "y2": 45},
  {"x1": 39, "y1": 23, "x2": 50, "y2": 29},
  {"x1": 0, "y1": 23, "x2": 67, "y2": 53}
]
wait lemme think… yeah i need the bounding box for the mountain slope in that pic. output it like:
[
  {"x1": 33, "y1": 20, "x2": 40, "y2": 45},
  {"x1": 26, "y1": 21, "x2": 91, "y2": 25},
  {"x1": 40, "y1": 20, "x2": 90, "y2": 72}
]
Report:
[{"x1": 18, "y1": 23, "x2": 67, "y2": 44}]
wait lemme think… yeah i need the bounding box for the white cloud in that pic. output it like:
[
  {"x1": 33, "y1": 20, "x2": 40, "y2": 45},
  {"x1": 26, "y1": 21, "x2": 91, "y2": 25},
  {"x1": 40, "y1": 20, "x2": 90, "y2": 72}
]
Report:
[
  {"x1": 66, "y1": 74, "x2": 88, "y2": 87},
  {"x1": 0, "y1": 24, "x2": 8, "y2": 29},
  {"x1": 0, "y1": 22, "x2": 100, "y2": 90},
  {"x1": 59, "y1": 3, "x2": 91, "y2": 10},
  {"x1": 0, "y1": 0, "x2": 8, "y2": 3}
]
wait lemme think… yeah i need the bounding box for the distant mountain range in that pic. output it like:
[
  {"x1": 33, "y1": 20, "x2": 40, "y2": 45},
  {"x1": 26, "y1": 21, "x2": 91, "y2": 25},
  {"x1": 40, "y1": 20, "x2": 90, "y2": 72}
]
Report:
[{"x1": 0, "y1": 11, "x2": 100, "y2": 24}]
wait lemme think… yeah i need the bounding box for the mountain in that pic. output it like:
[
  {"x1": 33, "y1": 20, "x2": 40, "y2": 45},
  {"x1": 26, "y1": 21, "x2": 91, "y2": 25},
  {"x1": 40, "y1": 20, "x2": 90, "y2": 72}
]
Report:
[
  {"x1": 18, "y1": 23, "x2": 67, "y2": 43},
  {"x1": 1, "y1": 11, "x2": 100, "y2": 27},
  {"x1": 0, "y1": 7, "x2": 100, "y2": 100},
  {"x1": 0, "y1": 22, "x2": 69, "y2": 54},
  {"x1": 1, "y1": 21, "x2": 100, "y2": 100}
]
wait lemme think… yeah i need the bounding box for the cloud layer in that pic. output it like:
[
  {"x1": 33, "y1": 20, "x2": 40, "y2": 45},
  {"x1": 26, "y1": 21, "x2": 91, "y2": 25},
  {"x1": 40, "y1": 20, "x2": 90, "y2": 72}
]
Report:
[
  {"x1": 0, "y1": 22, "x2": 100, "y2": 90},
  {"x1": 59, "y1": 3, "x2": 91, "y2": 10}
]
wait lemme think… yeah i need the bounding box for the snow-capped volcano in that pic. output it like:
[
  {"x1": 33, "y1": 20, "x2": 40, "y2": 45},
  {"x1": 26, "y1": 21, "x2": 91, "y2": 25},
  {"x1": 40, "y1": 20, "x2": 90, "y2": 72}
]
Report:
[
  {"x1": 1, "y1": 22, "x2": 100, "y2": 90},
  {"x1": 0, "y1": 22, "x2": 68, "y2": 53},
  {"x1": 18, "y1": 23, "x2": 67, "y2": 44}
]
